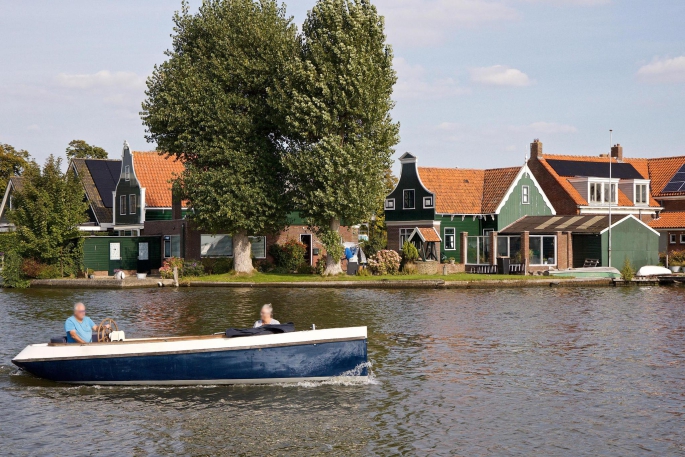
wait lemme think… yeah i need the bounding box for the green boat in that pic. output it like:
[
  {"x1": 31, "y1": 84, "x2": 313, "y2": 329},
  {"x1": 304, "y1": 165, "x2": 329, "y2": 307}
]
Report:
[{"x1": 547, "y1": 267, "x2": 621, "y2": 279}]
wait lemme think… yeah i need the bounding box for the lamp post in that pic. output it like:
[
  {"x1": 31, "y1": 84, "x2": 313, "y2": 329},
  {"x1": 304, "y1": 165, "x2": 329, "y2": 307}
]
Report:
[{"x1": 608, "y1": 129, "x2": 613, "y2": 269}]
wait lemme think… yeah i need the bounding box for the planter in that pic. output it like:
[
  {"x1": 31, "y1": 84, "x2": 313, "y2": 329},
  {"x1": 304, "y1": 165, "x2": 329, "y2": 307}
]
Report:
[
  {"x1": 669, "y1": 266, "x2": 682, "y2": 273},
  {"x1": 449, "y1": 259, "x2": 455, "y2": 265},
  {"x1": 136, "y1": 273, "x2": 148, "y2": 280}
]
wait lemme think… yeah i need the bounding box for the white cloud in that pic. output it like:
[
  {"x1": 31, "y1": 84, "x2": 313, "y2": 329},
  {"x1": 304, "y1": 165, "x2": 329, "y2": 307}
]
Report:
[
  {"x1": 510, "y1": 121, "x2": 578, "y2": 134},
  {"x1": 637, "y1": 56, "x2": 685, "y2": 84},
  {"x1": 393, "y1": 57, "x2": 469, "y2": 100},
  {"x1": 470, "y1": 65, "x2": 533, "y2": 87},
  {"x1": 56, "y1": 70, "x2": 146, "y2": 90},
  {"x1": 376, "y1": 0, "x2": 519, "y2": 47}
]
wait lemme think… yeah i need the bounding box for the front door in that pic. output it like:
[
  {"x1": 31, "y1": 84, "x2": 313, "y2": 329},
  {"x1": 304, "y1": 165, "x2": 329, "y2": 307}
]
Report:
[
  {"x1": 108, "y1": 242, "x2": 121, "y2": 275},
  {"x1": 300, "y1": 234, "x2": 313, "y2": 265},
  {"x1": 138, "y1": 242, "x2": 150, "y2": 273}
]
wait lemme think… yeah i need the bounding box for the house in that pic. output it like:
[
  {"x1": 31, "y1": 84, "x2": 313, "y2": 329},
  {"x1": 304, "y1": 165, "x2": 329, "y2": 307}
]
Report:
[
  {"x1": 70, "y1": 158, "x2": 121, "y2": 232},
  {"x1": 644, "y1": 156, "x2": 685, "y2": 253},
  {"x1": 0, "y1": 176, "x2": 23, "y2": 232},
  {"x1": 527, "y1": 139, "x2": 661, "y2": 221},
  {"x1": 384, "y1": 152, "x2": 555, "y2": 263},
  {"x1": 499, "y1": 214, "x2": 660, "y2": 272}
]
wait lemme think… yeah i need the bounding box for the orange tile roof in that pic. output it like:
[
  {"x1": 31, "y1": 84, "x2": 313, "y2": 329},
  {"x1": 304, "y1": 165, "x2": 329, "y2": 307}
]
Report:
[
  {"x1": 648, "y1": 211, "x2": 685, "y2": 229},
  {"x1": 132, "y1": 151, "x2": 185, "y2": 208},
  {"x1": 415, "y1": 227, "x2": 442, "y2": 242},
  {"x1": 418, "y1": 166, "x2": 521, "y2": 215},
  {"x1": 536, "y1": 154, "x2": 660, "y2": 207},
  {"x1": 645, "y1": 156, "x2": 685, "y2": 196}
]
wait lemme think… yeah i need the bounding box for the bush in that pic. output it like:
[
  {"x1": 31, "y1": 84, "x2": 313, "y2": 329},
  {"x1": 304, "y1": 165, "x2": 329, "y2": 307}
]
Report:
[
  {"x1": 201, "y1": 257, "x2": 233, "y2": 275},
  {"x1": 621, "y1": 258, "x2": 635, "y2": 282},
  {"x1": 361, "y1": 235, "x2": 386, "y2": 258},
  {"x1": 314, "y1": 258, "x2": 326, "y2": 276},
  {"x1": 356, "y1": 266, "x2": 371, "y2": 276},
  {"x1": 368, "y1": 250, "x2": 401, "y2": 275},
  {"x1": 182, "y1": 260, "x2": 205, "y2": 277},
  {"x1": 36, "y1": 264, "x2": 62, "y2": 279},
  {"x1": 2, "y1": 251, "x2": 30, "y2": 288},
  {"x1": 269, "y1": 239, "x2": 307, "y2": 272},
  {"x1": 296, "y1": 263, "x2": 315, "y2": 274},
  {"x1": 401, "y1": 241, "x2": 419, "y2": 263},
  {"x1": 159, "y1": 257, "x2": 184, "y2": 279},
  {"x1": 21, "y1": 258, "x2": 45, "y2": 278},
  {"x1": 402, "y1": 262, "x2": 418, "y2": 275}
]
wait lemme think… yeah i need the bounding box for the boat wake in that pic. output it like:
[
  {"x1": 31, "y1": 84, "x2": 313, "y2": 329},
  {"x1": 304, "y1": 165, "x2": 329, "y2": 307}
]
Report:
[{"x1": 290, "y1": 361, "x2": 378, "y2": 388}]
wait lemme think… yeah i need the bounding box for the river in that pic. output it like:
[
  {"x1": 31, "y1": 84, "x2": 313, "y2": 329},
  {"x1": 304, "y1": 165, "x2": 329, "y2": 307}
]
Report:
[{"x1": 0, "y1": 286, "x2": 684, "y2": 456}]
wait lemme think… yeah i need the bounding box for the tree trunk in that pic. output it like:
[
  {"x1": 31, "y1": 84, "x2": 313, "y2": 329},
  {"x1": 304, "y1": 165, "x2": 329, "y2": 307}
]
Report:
[
  {"x1": 323, "y1": 218, "x2": 343, "y2": 276},
  {"x1": 233, "y1": 231, "x2": 254, "y2": 274}
]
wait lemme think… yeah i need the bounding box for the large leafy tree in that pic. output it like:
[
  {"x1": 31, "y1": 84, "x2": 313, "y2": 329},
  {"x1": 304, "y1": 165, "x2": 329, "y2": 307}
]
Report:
[
  {"x1": 65, "y1": 139, "x2": 108, "y2": 159},
  {"x1": 141, "y1": 0, "x2": 298, "y2": 273},
  {"x1": 8, "y1": 155, "x2": 88, "y2": 277},
  {"x1": 277, "y1": 0, "x2": 399, "y2": 274},
  {"x1": 0, "y1": 143, "x2": 32, "y2": 191}
]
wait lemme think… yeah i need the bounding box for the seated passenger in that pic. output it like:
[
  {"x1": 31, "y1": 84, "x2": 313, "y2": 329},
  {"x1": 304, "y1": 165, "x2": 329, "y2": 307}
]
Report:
[
  {"x1": 254, "y1": 304, "x2": 280, "y2": 328},
  {"x1": 65, "y1": 302, "x2": 107, "y2": 343}
]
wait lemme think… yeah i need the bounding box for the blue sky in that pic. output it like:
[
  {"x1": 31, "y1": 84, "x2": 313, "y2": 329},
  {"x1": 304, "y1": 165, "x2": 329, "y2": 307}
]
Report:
[{"x1": 1, "y1": 0, "x2": 684, "y2": 172}]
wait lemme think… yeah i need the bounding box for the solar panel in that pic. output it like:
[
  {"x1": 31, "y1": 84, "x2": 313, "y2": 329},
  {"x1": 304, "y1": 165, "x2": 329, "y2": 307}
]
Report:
[
  {"x1": 86, "y1": 160, "x2": 121, "y2": 208},
  {"x1": 662, "y1": 164, "x2": 685, "y2": 193},
  {"x1": 546, "y1": 159, "x2": 644, "y2": 179}
]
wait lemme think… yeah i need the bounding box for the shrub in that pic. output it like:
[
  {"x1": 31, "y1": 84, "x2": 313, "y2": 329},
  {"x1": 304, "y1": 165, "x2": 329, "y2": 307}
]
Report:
[
  {"x1": 402, "y1": 262, "x2": 418, "y2": 275},
  {"x1": 296, "y1": 263, "x2": 315, "y2": 275},
  {"x1": 361, "y1": 234, "x2": 386, "y2": 258},
  {"x1": 21, "y1": 258, "x2": 44, "y2": 278},
  {"x1": 401, "y1": 241, "x2": 419, "y2": 263},
  {"x1": 314, "y1": 258, "x2": 326, "y2": 276},
  {"x1": 356, "y1": 266, "x2": 371, "y2": 276},
  {"x1": 621, "y1": 258, "x2": 635, "y2": 282},
  {"x1": 2, "y1": 251, "x2": 30, "y2": 288},
  {"x1": 268, "y1": 239, "x2": 307, "y2": 272},
  {"x1": 182, "y1": 260, "x2": 205, "y2": 277},
  {"x1": 256, "y1": 260, "x2": 274, "y2": 273},
  {"x1": 368, "y1": 250, "x2": 401, "y2": 275},
  {"x1": 36, "y1": 264, "x2": 62, "y2": 279},
  {"x1": 201, "y1": 257, "x2": 233, "y2": 275},
  {"x1": 160, "y1": 257, "x2": 184, "y2": 279}
]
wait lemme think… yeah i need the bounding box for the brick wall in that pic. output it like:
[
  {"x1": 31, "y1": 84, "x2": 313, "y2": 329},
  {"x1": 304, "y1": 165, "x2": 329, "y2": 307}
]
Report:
[
  {"x1": 527, "y1": 158, "x2": 580, "y2": 215},
  {"x1": 143, "y1": 220, "x2": 202, "y2": 260},
  {"x1": 266, "y1": 224, "x2": 357, "y2": 266},
  {"x1": 665, "y1": 230, "x2": 685, "y2": 253},
  {"x1": 387, "y1": 223, "x2": 435, "y2": 253},
  {"x1": 660, "y1": 200, "x2": 685, "y2": 211}
]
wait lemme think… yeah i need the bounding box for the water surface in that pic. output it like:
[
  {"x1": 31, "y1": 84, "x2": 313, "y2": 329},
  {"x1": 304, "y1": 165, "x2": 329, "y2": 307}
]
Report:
[{"x1": 1, "y1": 286, "x2": 684, "y2": 456}]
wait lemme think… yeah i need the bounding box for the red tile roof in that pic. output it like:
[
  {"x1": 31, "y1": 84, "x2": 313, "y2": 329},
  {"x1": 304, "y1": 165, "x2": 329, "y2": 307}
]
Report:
[
  {"x1": 132, "y1": 151, "x2": 185, "y2": 208},
  {"x1": 644, "y1": 156, "x2": 685, "y2": 196},
  {"x1": 648, "y1": 211, "x2": 685, "y2": 229},
  {"x1": 418, "y1": 166, "x2": 520, "y2": 214},
  {"x1": 414, "y1": 227, "x2": 442, "y2": 242}
]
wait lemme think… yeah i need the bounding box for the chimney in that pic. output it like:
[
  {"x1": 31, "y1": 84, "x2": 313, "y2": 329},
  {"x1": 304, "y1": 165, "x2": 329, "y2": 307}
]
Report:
[
  {"x1": 530, "y1": 139, "x2": 543, "y2": 159},
  {"x1": 611, "y1": 144, "x2": 623, "y2": 161}
]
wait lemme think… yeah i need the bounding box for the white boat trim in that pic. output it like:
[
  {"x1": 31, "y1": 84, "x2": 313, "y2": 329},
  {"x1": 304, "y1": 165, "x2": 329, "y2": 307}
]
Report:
[{"x1": 68, "y1": 376, "x2": 368, "y2": 386}]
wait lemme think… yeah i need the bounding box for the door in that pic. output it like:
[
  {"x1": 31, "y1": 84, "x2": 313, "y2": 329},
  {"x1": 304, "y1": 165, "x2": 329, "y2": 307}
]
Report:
[
  {"x1": 108, "y1": 242, "x2": 121, "y2": 275},
  {"x1": 300, "y1": 234, "x2": 313, "y2": 265},
  {"x1": 138, "y1": 242, "x2": 150, "y2": 273}
]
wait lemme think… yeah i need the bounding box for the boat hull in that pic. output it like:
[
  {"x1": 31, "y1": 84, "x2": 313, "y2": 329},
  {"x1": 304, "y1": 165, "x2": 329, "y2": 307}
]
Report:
[{"x1": 12, "y1": 327, "x2": 368, "y2": 385}]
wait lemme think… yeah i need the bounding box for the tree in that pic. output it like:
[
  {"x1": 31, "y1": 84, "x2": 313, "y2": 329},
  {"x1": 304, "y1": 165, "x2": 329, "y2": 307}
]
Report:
[
  {"x1": 8, "y1": 155, "x2": 88, "y2": 277},
  {"x1": 0, "y1": 143, "x2": 32, "y2": 191},
  {"x1": 277, "y1": 0, "x2": 399, "y2": 275},
  {"x1": 65, "y1": 139, "x2": 108, "y2": 159},
  {"x1": 141, "y1": 0, "x2": 298, "y2": 273}
]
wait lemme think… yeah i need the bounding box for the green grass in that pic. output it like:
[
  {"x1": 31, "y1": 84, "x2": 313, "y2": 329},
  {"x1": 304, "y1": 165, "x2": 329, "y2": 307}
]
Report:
[{"x1": 191, "y1": 272, "x2": 562, "y2": 283}]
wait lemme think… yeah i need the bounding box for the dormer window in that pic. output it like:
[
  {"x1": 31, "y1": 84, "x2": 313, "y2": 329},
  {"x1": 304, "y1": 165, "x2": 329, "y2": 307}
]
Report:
[
  {"x1": 635, "y1": 183, "x2": 648, "y2": 205},
  {"x1": 588, "y1": 180, "x2": 617, "y2": 206},
  {"x1": 385, "y1": 198, "x2": 395, "y2": 210},
  {"x1": 403, "y1": 190, "x2": 415, "y2": 209}
]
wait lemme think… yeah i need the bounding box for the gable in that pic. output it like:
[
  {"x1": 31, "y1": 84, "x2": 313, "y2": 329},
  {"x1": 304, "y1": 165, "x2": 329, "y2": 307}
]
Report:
[
  {"x1": 385, "y1": 158, "x2": 435, "y2": 221},
  {"x1": 495, "y1": 167, "x2": 555, "y2": 229}
]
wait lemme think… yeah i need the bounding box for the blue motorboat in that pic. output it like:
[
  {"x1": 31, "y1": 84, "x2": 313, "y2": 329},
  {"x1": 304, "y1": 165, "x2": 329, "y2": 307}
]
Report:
[{"x1": 12, "y1": 324, "x2": 368, "y2": 385}]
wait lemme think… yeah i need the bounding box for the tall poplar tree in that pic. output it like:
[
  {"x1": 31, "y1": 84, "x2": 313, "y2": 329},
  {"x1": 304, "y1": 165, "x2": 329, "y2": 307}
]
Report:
[
  {"x1": 141, "y1": 0, "x2": 298, "y2": 273},
  {"x1": 277, "y1": 0, "x2": 399, "y2": 275}
]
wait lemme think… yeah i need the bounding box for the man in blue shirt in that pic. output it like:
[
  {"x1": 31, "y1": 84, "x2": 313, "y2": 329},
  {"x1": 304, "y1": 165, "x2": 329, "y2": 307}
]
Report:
[{"x1": 65, "y1": 302, "x2": 104, "y2": 343}]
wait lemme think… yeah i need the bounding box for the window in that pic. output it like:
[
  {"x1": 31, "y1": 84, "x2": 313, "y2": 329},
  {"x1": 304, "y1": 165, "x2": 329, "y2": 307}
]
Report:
[
  {"x1": 635, "y1": 183, "x2": 648, "y2": 205},
  {"x1": 497, "y1": 236, "x2": 521, "y2": 260},
  {"x1": 249, "y1": 236, "x2": 266, "y2": 259},
  {"x1": 399, "y1": 228, "x2": 412, "y2": 250},
  {"x1": 201, "y1": 235, "x2": 233, "y2": 257},
  {"x1": 385, "y1": 198, "x2": 395, "y2": 210},
  {"x1": 444, "y1": 228, "x2": 455, "y2": 250},
  {"x1": 466, "y1": 236, "x2": 491, "y2": 264},
  {"x1": 529, "y1": 235, "x2": 556, "y2": 265},
  {"x1": 522, "y1": 185, "x2": 530, "y2": 204},
  {"x1": 119, "y1": 195, "x2": 127, "y2": 215},
  {"x1": 670, "y1": 234, "x2": 677, "y2": 244},
  {"x1": 681, "y1": 234, "x2": 685, "y2": 244},
  {"x1": 589, "y1": 181, "x2": 617, "y2": 205},
  {"x1": 125, "y1": 165, "x2": 130, "y2": 181},
  {"x1": 129, "y1": 194, "x2": 136, "y2": 214},
  {"x1": 164, "y1": 235, "x2": 181, "y2": 258},
  {"x1": 403, "y1": 190, "x2": 415, "y2": 209},
  {"x1": 423, "y1": 196, "x2": 434, "y2": 208}
]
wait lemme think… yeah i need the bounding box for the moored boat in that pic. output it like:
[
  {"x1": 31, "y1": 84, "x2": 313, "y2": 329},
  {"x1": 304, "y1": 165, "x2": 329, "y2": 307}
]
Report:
[
  {"x1": 12, "y1": 325, "x2": 368, "y2": 385},
  {"x1": 547, "y1": 267, "x2": 621, "y2": 279}
]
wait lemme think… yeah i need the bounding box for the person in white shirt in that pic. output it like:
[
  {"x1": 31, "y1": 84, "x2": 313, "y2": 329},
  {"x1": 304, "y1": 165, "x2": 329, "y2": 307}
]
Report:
[{"x1": 254, "y1": 304, "x2": 280, "y2": 328}]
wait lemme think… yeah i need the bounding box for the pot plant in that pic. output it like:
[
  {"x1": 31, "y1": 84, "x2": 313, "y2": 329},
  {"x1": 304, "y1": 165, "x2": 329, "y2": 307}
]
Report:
[{"x1": 448, "y1": 257, "x2": 456, "y2": 265}]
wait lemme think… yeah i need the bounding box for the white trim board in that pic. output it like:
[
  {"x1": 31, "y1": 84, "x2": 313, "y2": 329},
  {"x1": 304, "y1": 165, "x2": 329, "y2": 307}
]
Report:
[
  {"x1": 494, "y1": 163, "x2": 556, "y2": 215},
  {"x1": 599, "y1": 214, "x2": 661, "y2": 237}
]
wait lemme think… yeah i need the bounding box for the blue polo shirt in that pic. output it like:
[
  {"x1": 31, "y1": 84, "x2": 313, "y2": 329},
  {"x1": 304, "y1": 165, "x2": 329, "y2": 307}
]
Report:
[{"x1": 65, "y1": 316, "x2": 95, "y2": 343}]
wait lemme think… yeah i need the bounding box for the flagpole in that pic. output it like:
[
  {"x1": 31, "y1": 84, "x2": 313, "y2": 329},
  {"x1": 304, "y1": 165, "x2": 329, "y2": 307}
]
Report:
[{"x1": 609, "y1": 129, "x2": 613, "y2": 269}]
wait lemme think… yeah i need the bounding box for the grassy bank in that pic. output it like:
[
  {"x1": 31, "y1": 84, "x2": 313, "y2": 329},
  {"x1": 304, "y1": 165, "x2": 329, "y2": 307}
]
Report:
[{"x1": 192, "y1": 272, "x2": 567, "y2": 283}]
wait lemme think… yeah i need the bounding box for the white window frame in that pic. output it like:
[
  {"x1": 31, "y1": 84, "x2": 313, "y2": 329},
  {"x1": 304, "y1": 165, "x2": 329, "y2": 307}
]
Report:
[
  {"x1": 423, "y1": 196, "x2": 434, "y2": 209},
  {"x1": 529, "y1": 235, "x2": 557, "y2": 266},
  {"x1": 444, "y1": 227, "x2": 456, "y2": 251},
  {"x1": 522, "y1": 185, "x2": 530, "y2": 204},
  {"x1": 588, "y1": 180, "x2": 618, "y2": 206},
  {"x1": 399, "y1": 228, "x2": 412, "y2": 250},
  {"x1": 385, "y1": 198, "x2": 395, "y2": 210},
  {"x1": 119, "y1": 195, "x2": 127, "y2": 215},
  {"x1": 129, "y1": 194, "x2": 136, "y2": 214},
  {"x1": 125, "y1": 165, "x2": 130, "y2": 181},
  {"x1": 403, "y1": 189, "x2": 415, "y2": 210},
  {"x1": 670, "y1": 233, "x2": 677, "y2": 244},
  {"x1": 164, "y1": 235, "x2": 181, "y2": 258},
  {"x1": 634, "y1": 183, "x2": 649, "y2": 205}
]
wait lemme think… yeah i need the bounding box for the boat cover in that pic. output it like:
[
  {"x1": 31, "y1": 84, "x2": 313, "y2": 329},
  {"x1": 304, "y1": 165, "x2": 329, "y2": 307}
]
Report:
[{"x1": 225, "y1": 323, "x2": 295, "y2": 338}]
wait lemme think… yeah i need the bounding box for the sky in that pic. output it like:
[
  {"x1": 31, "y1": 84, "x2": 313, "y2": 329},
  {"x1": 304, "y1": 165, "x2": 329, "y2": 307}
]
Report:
[{"x1": 1, "y1": 0, "x2": 684, "y2": 173}]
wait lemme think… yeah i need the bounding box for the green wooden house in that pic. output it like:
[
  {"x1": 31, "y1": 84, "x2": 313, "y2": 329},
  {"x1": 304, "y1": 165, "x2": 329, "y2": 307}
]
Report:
[{"x1": 385, "y1": 152, "x2": 556, "y2": 261}]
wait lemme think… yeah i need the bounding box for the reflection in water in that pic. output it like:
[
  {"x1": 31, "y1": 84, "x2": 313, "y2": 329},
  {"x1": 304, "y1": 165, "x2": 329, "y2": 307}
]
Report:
[{"x1": 1, "y1": 286, "x2": 684, "y2": 456}]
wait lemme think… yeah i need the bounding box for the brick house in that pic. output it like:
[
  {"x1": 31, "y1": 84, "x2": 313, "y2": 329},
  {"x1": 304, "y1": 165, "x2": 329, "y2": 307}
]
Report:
[
  {"x1": 384, "y1": 152, "x2": 555, "y2": 264},
  {"x1": 644, "y1": 156, "x2": 685, "y2": 253}
]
